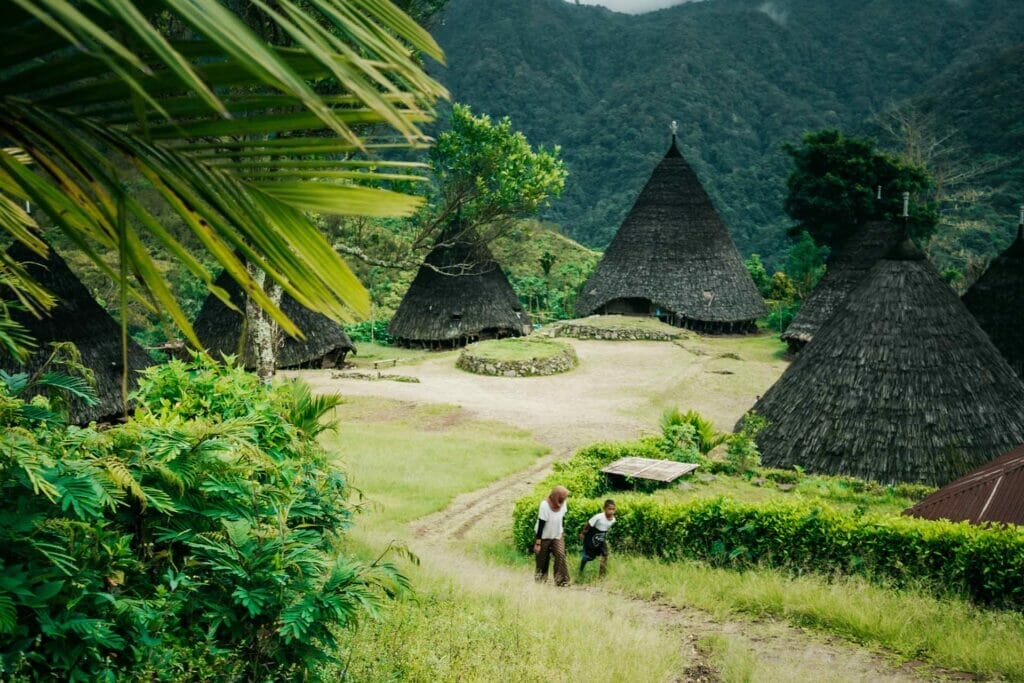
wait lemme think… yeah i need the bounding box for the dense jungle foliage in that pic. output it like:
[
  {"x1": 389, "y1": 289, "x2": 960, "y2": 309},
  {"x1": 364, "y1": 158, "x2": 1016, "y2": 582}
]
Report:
[
  {"x1": 433, "y1": 0, "x2": 1024, "y2": 271},
  {"x1": 0, "y1": 357, "x2": 404, "y2": 681}
]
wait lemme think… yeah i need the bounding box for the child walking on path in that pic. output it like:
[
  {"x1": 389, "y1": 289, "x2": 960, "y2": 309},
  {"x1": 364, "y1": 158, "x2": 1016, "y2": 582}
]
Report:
[
  {"x1": 534, "y1": 486, "x2": 570, "y2": 586},
  {"x1": 579, "y1": 500, "x2": 616, "y2": 578}
]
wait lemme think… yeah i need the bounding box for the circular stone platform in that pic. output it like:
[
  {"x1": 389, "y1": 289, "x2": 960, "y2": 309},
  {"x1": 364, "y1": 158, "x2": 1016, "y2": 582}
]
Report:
[
  {"x1": 456, "y1": 338, "x2": 578, "y2": 377},
  {"x1": 544, "y1": 315, "x2": 687, "y2": 341}
]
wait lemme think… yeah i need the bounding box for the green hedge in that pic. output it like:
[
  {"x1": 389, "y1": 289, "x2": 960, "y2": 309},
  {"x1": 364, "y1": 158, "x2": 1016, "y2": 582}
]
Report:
[{"x1": 513, "y1": 494, "x2": 1024, "y2": 610}]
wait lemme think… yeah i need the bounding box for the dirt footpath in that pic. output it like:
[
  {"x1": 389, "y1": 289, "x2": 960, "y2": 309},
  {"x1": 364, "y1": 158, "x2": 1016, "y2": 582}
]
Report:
[{"x1": 294, "y1": 337, "x2": 782, "y2": 453}]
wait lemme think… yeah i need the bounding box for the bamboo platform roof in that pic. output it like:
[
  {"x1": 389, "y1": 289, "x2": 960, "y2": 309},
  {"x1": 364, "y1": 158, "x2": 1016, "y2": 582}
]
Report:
[
  {"x1": 194, "y1": 269, "x2": 355, "y2": 370},
  {"x1": 747, "y1": 237, "x2": 1024, "y2": 486},
  {"x1": 576, "y1": 133, "x2": 765, "y2": 327},
  {"x1": 2, "y1": 241, "x2": 154, "y2": 424},
  {"x1": 904, "y1": 444, "x2": 1024, "y2": 525},
  {"x1": 962, "y1": 212, "x2": 1024, "y2": 378},
  {"x1": 601, "y1": 457, "x2": 699, "y2": 482},
  {"x1": 782, "y1": 220, "x2": 903, "y2": 351}
]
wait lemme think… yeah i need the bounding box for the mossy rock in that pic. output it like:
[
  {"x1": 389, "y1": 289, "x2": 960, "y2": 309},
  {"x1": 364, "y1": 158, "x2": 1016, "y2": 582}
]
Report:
[{"x1": 457, "y1": 338, "x2": 578, "y2": 377}]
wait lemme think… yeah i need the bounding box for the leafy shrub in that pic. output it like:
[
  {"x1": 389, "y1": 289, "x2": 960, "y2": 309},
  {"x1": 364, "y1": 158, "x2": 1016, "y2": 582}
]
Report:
[
  {"x1": 0, "y1": 356, "x2": 403, "y2": 681},
  {"x1": 660, "y1": 408, "x2": 726, "y2": 463},
  {"x1": 513, "y1": 494, "x2": 1024, "y2": 609},
  {"x1": 345, "y1": 319, "x2": 393, "y2": 345},
  {"x1": 723, "y1": 412, "x2": 767, "y2": 475}
]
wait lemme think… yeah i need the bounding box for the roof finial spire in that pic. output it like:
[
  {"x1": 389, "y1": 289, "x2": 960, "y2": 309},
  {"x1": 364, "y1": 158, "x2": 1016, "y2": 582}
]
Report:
[
  {"x1": 877, "y1": 185, "x2": 882, "y2": 200},
  {"x1": 1018, "y1": 204, "x2": 1023, "y2": 240},
  {"x1": 670, "y1": 120, "x2": 678, "y2": 141},
  {"x1": 902, "y1": 192, "x2": 910, "y2": 220}
]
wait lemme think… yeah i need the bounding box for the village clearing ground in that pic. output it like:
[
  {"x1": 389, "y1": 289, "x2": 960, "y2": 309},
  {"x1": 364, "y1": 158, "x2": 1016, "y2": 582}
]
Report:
[{"x1": 296, "y1": 334, "x2": 1023, "y2": 681}]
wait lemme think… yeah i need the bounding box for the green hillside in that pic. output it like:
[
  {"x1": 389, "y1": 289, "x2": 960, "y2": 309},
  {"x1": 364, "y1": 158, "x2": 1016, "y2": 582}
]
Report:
[{"x1": 433, "y1": 0, "x2": 1024, "y2": 266}]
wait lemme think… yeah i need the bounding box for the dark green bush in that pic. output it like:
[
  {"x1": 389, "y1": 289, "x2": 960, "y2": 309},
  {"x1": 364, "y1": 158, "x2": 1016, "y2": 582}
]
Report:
[
  {"x1": 0, "y1": 357, "x2": 403, "y2": 681},
  {"x1": 513, "y1": 494, "x2": 1024, "y2": 610}
]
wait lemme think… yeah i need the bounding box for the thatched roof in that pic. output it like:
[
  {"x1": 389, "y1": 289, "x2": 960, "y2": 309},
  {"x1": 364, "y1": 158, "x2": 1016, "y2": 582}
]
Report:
[
  {"x1": 193, "y1": 269, "x2": 355, "y2": 369},
  {"x1": 575, "y1": 136, "x2": 765, "y2": 330},
  {"x1": 962, "y1": 219, "x2": 1024, "y2": 378},
  {"x1": 904, "y1": 444, "x2": 1024, "y2": 525},
  {"x1": 746, "y1": 237, "x2": 1024, "y2": 486},
  {"x1": 782, "y1": 220, "x2": 903, "y2": 352},
  {"x1": 2, "y1": 241, "x2": 154, "y2": 424},
  {"x1": 388, "y1": 226, "x2": 529, "y2": 346}
]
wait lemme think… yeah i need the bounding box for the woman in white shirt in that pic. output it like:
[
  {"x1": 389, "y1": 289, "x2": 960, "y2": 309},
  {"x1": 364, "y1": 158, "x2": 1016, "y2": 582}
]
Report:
[{"x1": 533, "y1": 485, "x2": 570, "y2": 585}]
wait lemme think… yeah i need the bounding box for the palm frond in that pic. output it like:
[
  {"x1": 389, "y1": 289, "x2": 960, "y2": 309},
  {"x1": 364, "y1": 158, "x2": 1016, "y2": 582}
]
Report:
[{"x1": 0, "y1": 0, "x2": 447, "y2": 346}]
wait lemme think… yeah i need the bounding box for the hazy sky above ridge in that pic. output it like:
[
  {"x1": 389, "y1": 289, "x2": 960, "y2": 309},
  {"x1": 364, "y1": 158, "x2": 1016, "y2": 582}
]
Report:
[{"x1": 570, "y1": 0, "x2": 696, "y2": 13}]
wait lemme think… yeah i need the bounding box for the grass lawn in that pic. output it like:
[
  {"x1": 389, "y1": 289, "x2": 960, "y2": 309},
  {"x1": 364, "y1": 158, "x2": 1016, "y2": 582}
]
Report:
[
  {"x1": 347, "y1": 342, "x2": 454, "y2": 370},
  {"x1": 325, "y1": 396, "x2": 548, "y2": 529},
  {"x1": 320, "y1": 396, "x2": 686, "y2": 681},
  {"x1": 461, "y1": 337, "x2": 572, "y2": 363},
  {"x1": 652, "y1": 469, "x2": 923, "y2": 516}
]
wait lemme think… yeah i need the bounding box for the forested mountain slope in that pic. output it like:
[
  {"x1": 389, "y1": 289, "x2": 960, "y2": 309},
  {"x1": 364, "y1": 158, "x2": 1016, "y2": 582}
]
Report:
[{"x1": 433, "y1": 0, "x2": 1024, "y2": 265}]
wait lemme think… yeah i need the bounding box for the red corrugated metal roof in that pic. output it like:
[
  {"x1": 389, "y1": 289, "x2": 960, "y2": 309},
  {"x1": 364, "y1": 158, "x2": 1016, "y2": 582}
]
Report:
[{"x1": 904, "y1": 445, "x2": 1024, "y2": 525}]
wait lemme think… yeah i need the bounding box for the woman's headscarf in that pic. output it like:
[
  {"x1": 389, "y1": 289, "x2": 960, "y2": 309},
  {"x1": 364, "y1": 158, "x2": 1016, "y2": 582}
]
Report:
[{"x1": 546, "y1": 485, "x2": 569, "y2": 512}]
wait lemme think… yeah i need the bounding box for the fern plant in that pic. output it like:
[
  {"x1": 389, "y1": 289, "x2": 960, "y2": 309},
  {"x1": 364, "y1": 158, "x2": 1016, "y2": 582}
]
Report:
[{"x1": 0, "y1": 356, "x2": 402, "y2": 680}]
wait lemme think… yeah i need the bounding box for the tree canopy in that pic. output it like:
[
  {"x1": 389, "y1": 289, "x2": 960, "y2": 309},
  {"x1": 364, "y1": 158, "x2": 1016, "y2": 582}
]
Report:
[
  {"x1": 782, "y1": 130, "x2": 938, "y2": 248},
  {"x1": 429, "y1": 103, "x2": 567, "y2": 238}
]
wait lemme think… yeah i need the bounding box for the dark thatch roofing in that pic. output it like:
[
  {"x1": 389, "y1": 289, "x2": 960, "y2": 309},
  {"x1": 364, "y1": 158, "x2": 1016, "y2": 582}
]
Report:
[
  {"x1": 2, "y1": 241, "x2": 154, "y2": 424},
  {"x1": 904, "y1": 444, "x2": 1024, "y2": 525},
  {"x1": 962, "y1": 220, "x2": 1024, "y2": 378},
  {"x1": 193, "y1": 269, "x2": 355, "y2": 369},
  {"x1": 746, "y1": 237, "x2": 1024, "y2": 486},
  {"x1": 388, "y1": 226, "x2": 529, "y2": 345},
  {"x1": 782, "y1": 220, "x2": 903, "y2": 351},
  {"x1": 575, "y1": 137, "x2": 766, "y2": 326}
]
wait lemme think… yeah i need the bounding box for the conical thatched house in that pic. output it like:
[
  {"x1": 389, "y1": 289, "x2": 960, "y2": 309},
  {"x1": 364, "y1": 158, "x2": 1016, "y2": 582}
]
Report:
[
  {"x1": 782, "y1": 220, "x2": 903, "y2": 353},
  {"x1": 904, "y1": 444, "x2": 1024, "y2": 525},
  {"x1": 1, "y1": 241, "x2": 154, "y2": 424},
  {"x1": 193, "y1": 270, "x2": 355, "y2": 369},
  {"x1": 962, "y1": 212, "x2": 1024, "y2": 377},
  {"x1": 745, "y1": 237, "x2": 1024, "y2": 486},
  {"x1": 575, "y1": 134, "x2": 765, "y2": 332},
  {"x1": 388, "y1": 226, "x2": 530, "y2": 347}
]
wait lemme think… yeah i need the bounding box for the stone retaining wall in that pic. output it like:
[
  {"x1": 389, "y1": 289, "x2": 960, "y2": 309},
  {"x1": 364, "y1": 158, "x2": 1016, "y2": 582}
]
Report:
[
  {"x1": 456, "y1": 346, "x2": 578, "y2": 377},
  {"x1": 548, "y1": 322, "x2": 684, "y2": 342}
]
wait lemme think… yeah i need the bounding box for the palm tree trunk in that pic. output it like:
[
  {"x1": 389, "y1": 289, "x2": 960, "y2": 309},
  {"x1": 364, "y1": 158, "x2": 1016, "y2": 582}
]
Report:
[{"x1": 245, "y1": 262, "x2": 283, "y2": 383}]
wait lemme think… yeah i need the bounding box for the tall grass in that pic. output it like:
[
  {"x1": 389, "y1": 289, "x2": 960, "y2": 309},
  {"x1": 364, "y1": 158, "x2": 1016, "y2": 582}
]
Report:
[
  {"x1": 327, "y1": 548, "x2": 683, "y2": 681},
  {"x1": 606, "y1": 556, "x2": 1024, "y2": 680}
]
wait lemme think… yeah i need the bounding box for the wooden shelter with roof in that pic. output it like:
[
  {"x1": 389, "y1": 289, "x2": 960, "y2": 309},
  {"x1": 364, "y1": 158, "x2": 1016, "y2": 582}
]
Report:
[
  {"x1": 962, "y1": 207, "x2": 1024, "y2": 378},
  {"x1": 745, "y1": 208, "x2": 1024, "y2": 486},
  {"x1": 904, "y1": 444, "x2": 1024, "y2": 526},
  {"x1": 1, "y1": 241, "x2": 154, "y2": 424},
  {"x1": 576, "y1": 128, "x2": 765, "y2": 333},
  {"x1": 193, "y1": 270, "x2": 356, "y2": 370},
  {"x1": 388, "y1": 225, "x2": 530, "y2": 348},
  {"x1": 782, "y1": 220, "x2": 903, "y2": 353}
]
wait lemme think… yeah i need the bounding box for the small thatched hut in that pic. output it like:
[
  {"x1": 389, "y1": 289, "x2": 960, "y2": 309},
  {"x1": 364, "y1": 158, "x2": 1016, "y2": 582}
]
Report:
[
  {"x1": 782, "y1": 220, "x2": 903, "y2": 353},
  {"x1": 904, "y1": 444, "x2": 1024, "y2": 525},
  {"x1": 575, "y1": 134, "x2": 765, "y2": 332},
  {"x1": 388, "y1": 226, "x2": 530, "y2": 347},
  {"x1": 745, "y1": 237, "x2": 1024, "y2": 486},
  {"x1": 1, "y1": 241, "x2": 154, "y2": 424},
  {"x1": 193, "y1": 270, "x2": 356, "y2": 369},
  {"x1": 962, "y1": 211, "x2": 1024, "y2": 378}
]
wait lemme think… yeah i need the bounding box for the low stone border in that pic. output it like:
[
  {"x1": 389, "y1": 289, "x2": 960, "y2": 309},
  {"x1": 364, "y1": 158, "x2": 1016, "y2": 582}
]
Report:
[
  {"x1": 456, "y1": 342, "x2": 578, "y2": 377},
  {"x1": 547, "y1": 322, "x2": 685, "y2": 342},
  {"x1": 330, "y1": 371, "x2": 420, "y2": 383}
]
